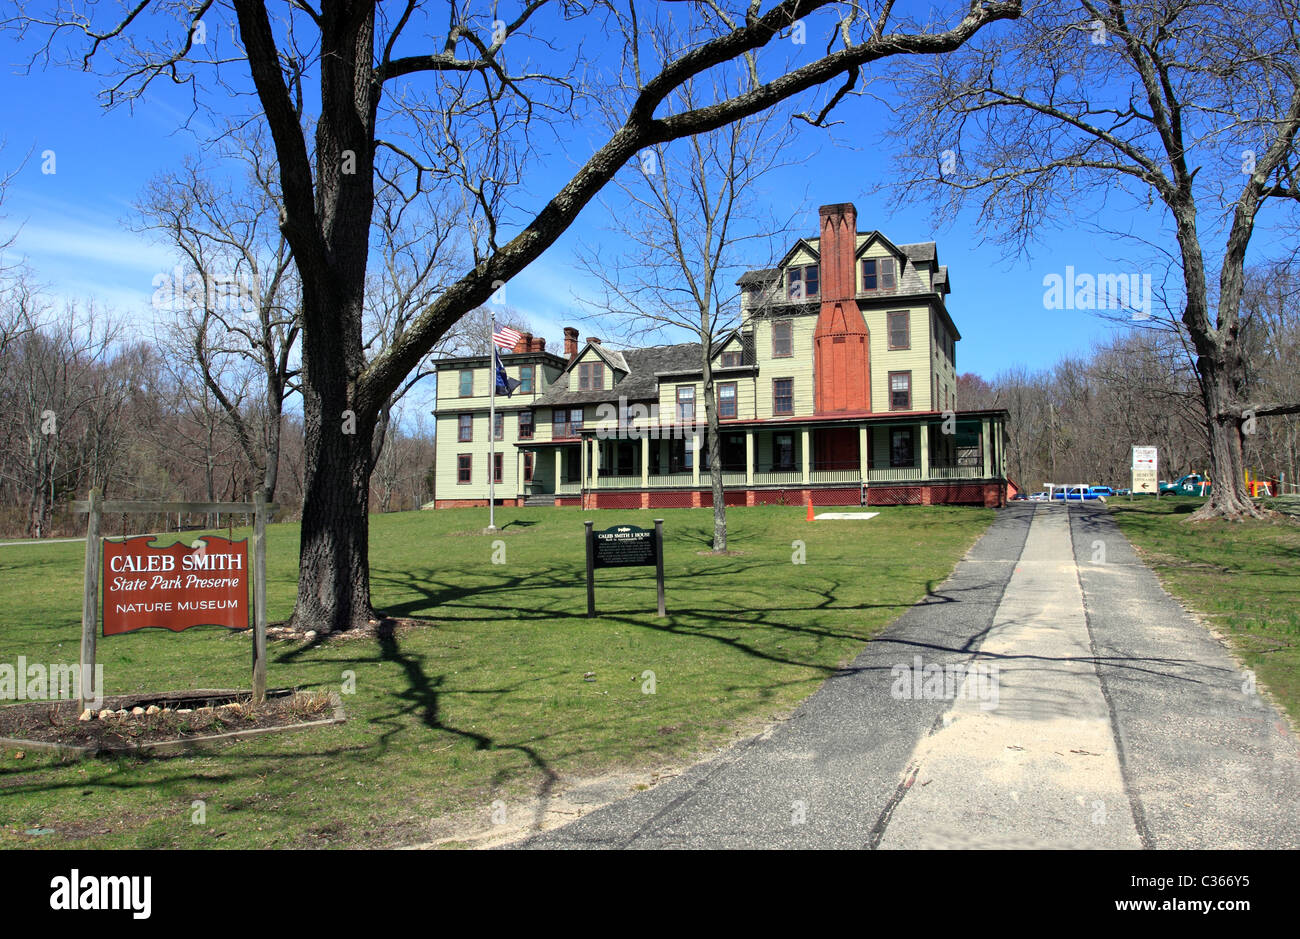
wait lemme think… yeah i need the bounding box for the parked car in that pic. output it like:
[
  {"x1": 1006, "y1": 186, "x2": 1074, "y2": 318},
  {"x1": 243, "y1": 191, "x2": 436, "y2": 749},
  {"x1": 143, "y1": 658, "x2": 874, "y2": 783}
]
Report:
[
  {"x1": 1011, "y1": 492, "x2": 1029, "y2": 501},
  {"x1": 1028, "y1": 491, "x2": 1050, "y2": 501},
  {"x1": 1052, "y1": 485, "x2": 1101, "y2": 501},
  {"x1": 1159, "y1": 473, "x2": 1212, "y2": 496},
  {"x1": 1089, "y1": 486, "x2": 1115, "y2": 497}
]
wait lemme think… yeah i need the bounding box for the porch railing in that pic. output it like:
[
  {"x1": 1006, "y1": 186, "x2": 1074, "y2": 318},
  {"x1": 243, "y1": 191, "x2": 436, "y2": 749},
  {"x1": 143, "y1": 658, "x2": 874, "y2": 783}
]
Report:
[
  {"x1": 809, "y1": 469, "x2": 862, "y2": 484},
  {"x1": 753, "y1": 470, "x2": 803, "y2": 485},
  {"x1": 928, "y1": 464, "x2": 985, "y2": 480},
  {"x1": 868, "y1": 466, "x2": 922, "y2": 482}
]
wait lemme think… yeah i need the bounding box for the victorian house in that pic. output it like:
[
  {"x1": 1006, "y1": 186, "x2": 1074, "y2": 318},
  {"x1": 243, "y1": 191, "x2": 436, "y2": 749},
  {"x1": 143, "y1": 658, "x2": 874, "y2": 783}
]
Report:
[{"x1": 433, "y1": 202, "x2": 1009, "y2": 509}]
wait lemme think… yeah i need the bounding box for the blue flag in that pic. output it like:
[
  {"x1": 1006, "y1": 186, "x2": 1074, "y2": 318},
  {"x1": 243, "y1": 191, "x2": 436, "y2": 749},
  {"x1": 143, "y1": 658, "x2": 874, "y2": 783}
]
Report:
[{"x1": 495, "y1": 347, "x2": 521, "y2": 397}]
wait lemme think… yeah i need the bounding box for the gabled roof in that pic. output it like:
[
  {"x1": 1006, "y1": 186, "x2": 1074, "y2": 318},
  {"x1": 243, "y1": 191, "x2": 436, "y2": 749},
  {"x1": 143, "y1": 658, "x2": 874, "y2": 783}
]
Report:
[
  {"x1": 533, "y1": 342, "x2": 702, "y2": 407},
  {"x1": 736, "y1": 268, "x2": 781, "y2": 287},
  {"x1": 854, "y1": 231, "x2": 908, "y2": 261},
  {"x1": 775, "y1": 237, "x2": 820, "y2": 269}
]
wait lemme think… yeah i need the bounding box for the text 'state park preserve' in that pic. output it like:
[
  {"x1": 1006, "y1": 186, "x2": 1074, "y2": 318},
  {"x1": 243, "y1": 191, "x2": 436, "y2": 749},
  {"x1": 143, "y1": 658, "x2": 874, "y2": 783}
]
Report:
[{"x1": 2, "y1": 0, "x2": 1300, "y2": 887}]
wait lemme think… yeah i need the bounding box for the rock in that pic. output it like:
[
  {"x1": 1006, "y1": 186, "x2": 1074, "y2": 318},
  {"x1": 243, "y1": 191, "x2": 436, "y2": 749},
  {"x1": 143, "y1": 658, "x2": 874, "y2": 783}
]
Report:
[
  {"x1": 304, "y1": 630, "x2": 318, "y2": 642},
  {"x1": 145, "y1": 705, "x2": 161, "y2": 716},
  {"x1": 114, "y1": 709, "x2": 127, "y2": 717},
  {"x1": 79, "y1": 709, "x2": 93, "y2": 722},
  {"x1": 97, "y1": 709, "x2": 113, "y2": 720},
  {"x1": 131, "y1": 707, "x2": 145, "y2": 716},
  {"x1": 161, "y1": 707, "x2": 172, "y2": 714},
  {"x1": 176, "y1": 708, "x2": 193, "y2": 714},
  {"x1": 196, "y1": 706, "x2": 214, "y2": 714}
]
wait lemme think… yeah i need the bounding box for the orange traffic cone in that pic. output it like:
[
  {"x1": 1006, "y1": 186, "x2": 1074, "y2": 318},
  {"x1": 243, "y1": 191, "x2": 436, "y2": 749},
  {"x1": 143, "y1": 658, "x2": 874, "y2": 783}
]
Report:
[{"x1": 806, "y1": 498, "x2": 815, "y2": 521}]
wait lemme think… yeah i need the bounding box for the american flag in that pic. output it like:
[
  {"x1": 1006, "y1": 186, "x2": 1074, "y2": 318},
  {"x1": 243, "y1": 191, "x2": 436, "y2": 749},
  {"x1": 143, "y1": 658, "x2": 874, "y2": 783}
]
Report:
[{"x1": 492, "y1": 325, "x2": 523, "y2": 350}]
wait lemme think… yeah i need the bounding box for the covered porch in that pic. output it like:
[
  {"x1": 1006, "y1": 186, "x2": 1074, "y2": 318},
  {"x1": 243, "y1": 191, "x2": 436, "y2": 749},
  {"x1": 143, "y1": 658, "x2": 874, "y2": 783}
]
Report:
[{"x1": 576, "y1": 415, "x2": 1001, "y2": 494}]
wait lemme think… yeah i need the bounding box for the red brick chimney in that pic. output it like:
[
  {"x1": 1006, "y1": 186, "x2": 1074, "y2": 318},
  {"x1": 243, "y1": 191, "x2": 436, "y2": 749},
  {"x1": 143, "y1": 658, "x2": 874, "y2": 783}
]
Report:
[
  {"x1": 814, "y1": 203, "x2": 871, "y2": 413},
  {"x1": 564, "y1": 326, "x2": 579, "y2": 360},
  {"x1": 513, "y1": 332, "x2": 532, "y2": 354},
  {"x1": 532, "y1": 337, "x2": 546, "y2": 352}
]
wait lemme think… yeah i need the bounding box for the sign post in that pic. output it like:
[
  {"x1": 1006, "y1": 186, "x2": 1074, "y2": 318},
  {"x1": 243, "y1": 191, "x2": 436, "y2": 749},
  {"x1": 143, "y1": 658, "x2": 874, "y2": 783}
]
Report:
[
  {"x1": 584, "y1": 520, "x2": 666, "y2": 618},
  {"x1": 73, "y1": 495, "x2": 276, "y2": 707},
  {"x1": 1132, "y1": 446, "x2": 1158, "y2": 497}
]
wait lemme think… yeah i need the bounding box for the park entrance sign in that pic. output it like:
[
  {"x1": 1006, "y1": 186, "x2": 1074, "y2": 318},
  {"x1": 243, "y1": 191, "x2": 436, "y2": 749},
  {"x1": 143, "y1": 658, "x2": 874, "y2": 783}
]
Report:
[
  {"x1": 102, "y1": 535, "x2": 249, "y2": 635},
  {"x1": 72, "y1": 490, "x2": 275, "y2": 709},
  {"x1": 584, "y1": 520, "x2": 666, "y2": 618},
  {"x1": 1132, "y1": 446, "x2": 1158, "y2": 495}
]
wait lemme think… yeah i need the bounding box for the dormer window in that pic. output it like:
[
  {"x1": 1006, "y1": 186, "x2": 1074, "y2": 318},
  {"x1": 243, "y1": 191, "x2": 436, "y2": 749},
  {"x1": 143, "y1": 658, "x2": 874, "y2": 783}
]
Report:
[
  {"x1": 787, "y1": 264, "x2": 819, "y2": 299},
  {"x1": 862, "y1": 257, "x2": 896, "y2": 291},
  {"x1": 577, "y1": 362, "x2": 604, "y2": 391},
  {"x1": 720, "y1": 350, "x2": 742, "y2": 368}
]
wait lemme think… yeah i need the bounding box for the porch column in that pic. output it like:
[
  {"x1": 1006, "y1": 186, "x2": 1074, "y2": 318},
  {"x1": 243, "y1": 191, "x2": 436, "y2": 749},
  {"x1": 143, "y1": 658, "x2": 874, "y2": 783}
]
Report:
[
  {"x1": 641, "y1": 435, "x2": 650, "y2": 488},
  {"x1": 859, "y1": 426, "x2": 869, "y2": 479},
  {"x1": 555, "y1": 448, "x2": 562, "y2": 492},
  {"x1": 981, "y1": 417, "x2": 992, "y2": 479},
  {"x1": 745, "y1": 429, "x2": 754, "y2": 486},
  {"x1": 801, "y1": 427, "x2": 811, "y2": 484},
  {"x1": 691, "y1": 430, "x2": 701, "y2": 487},
  {"x1": 919, "y1": 421, "x2": 930, "y2": 481},
  {"x1": 589, "y1": 440, "x2": 599, "y2": 489}
]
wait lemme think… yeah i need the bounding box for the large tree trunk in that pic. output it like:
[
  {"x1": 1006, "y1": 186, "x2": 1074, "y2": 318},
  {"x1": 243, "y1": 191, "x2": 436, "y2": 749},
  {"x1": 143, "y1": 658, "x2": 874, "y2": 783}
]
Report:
[
  {"x1": 288, "y1": 363, "x2": 378, "y2": 632},
  {"x1": 1191, "y1": 358, "x2": 1266, "y2": 521}
]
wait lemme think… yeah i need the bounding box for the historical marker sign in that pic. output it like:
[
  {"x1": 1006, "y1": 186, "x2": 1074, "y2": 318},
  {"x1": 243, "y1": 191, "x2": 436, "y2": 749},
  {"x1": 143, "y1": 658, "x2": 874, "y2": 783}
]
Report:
[
  {"x1": 585, "y1": 520, "x2": 666, "y2": 617},
  {"x1": 103, "y1": 535, "x2": 250, "y2": 635},
  {"x1": 592, "y1": 525, "x2": 657, "y2": 568}
]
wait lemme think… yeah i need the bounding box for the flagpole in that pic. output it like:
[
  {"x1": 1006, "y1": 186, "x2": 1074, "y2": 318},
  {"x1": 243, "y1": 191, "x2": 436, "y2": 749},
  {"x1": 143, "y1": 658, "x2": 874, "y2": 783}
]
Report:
[{"x1": 488, "y1": 312, "x2": 497, "y2": 532}]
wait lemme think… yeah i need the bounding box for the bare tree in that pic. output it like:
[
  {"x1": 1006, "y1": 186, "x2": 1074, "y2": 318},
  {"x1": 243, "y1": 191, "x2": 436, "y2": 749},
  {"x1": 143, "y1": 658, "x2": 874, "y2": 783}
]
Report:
[
  {"x1": 579, "y1": 58, "x2": 791, "y2": 551},
  {"x1": 887, "y1": 0, "x2": 1300, "y2": 519},
  {"x1": 10, "y1": 0, "x2": 1021, "y2": 630},
  {"x1": 135, "y1": 128, "x2": 300, "y2": 503}
]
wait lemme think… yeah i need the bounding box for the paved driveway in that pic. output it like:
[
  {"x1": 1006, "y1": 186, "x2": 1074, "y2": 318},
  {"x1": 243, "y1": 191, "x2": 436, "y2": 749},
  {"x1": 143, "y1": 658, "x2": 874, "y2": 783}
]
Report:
[{"x1": 515, "y1": 503, "x2": 1300, "y2": 849}]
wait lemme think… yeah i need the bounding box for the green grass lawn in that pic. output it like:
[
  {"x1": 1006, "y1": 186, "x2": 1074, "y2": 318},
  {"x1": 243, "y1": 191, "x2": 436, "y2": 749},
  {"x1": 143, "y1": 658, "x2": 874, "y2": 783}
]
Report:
[
  {"x1": 0, "y1": 504, "x2": 991, "y2": 849},
  {"x1": 1109, "y1": 496, "x2": 1300, "y2": 723}
]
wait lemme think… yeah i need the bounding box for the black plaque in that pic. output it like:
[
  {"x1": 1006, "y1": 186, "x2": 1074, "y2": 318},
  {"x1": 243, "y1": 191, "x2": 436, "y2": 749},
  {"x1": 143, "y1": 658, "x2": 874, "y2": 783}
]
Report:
[{"x1": 592, "y1": 525, "x2": 657, "y2": 568}]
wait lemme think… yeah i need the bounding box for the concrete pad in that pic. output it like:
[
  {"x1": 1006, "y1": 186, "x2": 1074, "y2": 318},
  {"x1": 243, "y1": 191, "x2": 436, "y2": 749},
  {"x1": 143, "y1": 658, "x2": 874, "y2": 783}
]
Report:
[{"x1": 813, "y1": 512, "x2": 879, "y2": 520}]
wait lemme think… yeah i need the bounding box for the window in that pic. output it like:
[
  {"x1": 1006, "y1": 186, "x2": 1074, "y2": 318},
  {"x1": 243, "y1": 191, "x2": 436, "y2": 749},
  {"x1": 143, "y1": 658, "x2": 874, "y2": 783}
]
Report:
[
  {"x1": 775, "y1": 433, "x2": 795, "y2": 471},
  {"x1": 718, "y1": 382, "x2": 737, "y2": 419},
  {"x1": 889, "y1": 371, "x2": 912, "y2": 411},
  {"x1": 493, "y1": 452, "x2": 504, "y2": 483},
  {"x1": 457, "y1": 414, "x2": 473, "y2": 442},
  {"x1": 787, "y1": 264, "x2": 819, "y2": 299},
  {"x1": 676, "y1": 385, "x2": 695, "y2": 423},
  {"x1": 862, "y1": 257, "x2": 896, "y2": 291},
  {"x1": 459, "y1": 370, "x2": 474, "y2": 397},
  {"x1": 552, "y1": 408, "x2": 583, "y2": 439},
  {"x1": 720, "y1": 350, "x2": 742, "y2": 368},
  {"x1": 457, "y1": 454, "x2": 472, "y2": 483},
  {"x1": 518, "y1": 411, "x2": 533, "y2": 440},
  {"x1": 577, "y1": 361, "x2": 604, "y2": 391},
  {"x1": 773, "y1": 378, "x2": 794, "y2": 415},
  {"x1": 523, "y1": 452, "x2": 534, "y2": 482},
  {"x1": 519, "y1": 365, "x2": 535, "y2": 394},
  {"x1": 494, "y1": 412, "x2": 504, "y2": 441},
  {"x1": 772, "y1": 320, "x2": 793, "y2": 358},
  {"x1": 888, "y1": 311, "x2": 910, "y2": 350},
  {"x1": 890, "y1": 429, "x2": 914, "y2": 467}
]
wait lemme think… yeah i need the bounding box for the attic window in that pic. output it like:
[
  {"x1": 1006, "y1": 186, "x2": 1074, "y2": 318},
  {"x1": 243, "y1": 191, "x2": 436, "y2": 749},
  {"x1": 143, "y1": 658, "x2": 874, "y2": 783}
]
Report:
[
  {"x1": 862, "y1": 257, "x2": 896, "y2": 291},
  {"x1": 787, "y1": 264, "x2": 819, "y2": 300},
  {"x1": 720, "y1": 351, "x2": 742, "y2": 368},
  {"x1": 577, "y1": 362, "x2": 604, "y2": 391}
]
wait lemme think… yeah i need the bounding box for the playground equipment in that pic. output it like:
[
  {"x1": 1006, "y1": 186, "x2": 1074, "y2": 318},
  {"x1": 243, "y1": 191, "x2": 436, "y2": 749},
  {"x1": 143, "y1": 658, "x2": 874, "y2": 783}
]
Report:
[{"x1": 1245, "y1": 468, "x2": 1272, "y2": 498}]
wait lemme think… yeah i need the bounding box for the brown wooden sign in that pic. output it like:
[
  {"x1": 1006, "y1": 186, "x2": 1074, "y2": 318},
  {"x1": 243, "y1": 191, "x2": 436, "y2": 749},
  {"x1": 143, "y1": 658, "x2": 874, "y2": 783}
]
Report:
[{"x1": 102, "y1": 535, "x2": 250, "y2": 636}]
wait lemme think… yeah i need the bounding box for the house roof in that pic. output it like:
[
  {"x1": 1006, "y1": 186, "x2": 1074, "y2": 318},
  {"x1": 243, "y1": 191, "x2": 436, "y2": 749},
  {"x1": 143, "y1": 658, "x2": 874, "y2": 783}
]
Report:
[{"x1": 533, "y1": 341, "x2": 703, "y2": 406}]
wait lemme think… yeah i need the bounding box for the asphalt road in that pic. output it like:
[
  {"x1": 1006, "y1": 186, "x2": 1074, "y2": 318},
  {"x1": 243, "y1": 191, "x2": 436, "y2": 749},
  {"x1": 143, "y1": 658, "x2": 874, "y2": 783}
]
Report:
[{"x1": 515, "y1": 502, "x2": 1300, "y2": 849}]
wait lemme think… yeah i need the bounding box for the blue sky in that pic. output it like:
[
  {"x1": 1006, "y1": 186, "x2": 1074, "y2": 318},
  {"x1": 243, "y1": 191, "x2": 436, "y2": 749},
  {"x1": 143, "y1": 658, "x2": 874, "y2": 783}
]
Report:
[{"x1": 0, "y1": 2, "x2": 1248, "y2": 394}]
